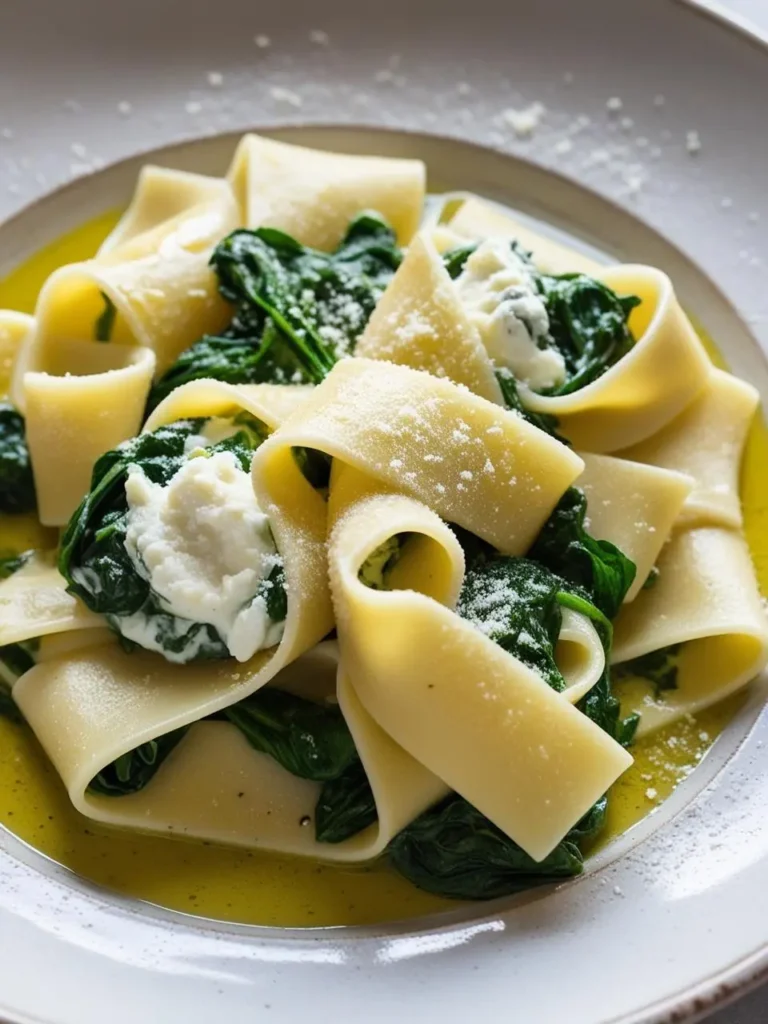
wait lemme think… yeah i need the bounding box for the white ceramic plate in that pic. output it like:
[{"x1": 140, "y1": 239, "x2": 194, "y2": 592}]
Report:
[{"x1": 2, "y1": 2, "x2": 768, "y2": 1022}]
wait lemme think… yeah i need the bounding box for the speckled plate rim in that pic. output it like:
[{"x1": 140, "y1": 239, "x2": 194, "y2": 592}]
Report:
[{"x1": 1, "y1": 2, "x2": 768, "y2": 1022}]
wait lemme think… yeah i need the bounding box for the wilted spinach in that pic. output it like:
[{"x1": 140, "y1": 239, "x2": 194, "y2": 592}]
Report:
[
  {"x1": 457, "y1": 556, "x2": 572, "y2": 692},
  {"x1": 223, "y1": 688, "x2": 357, "y2": 781},
  {"x1": 530, "y1": 486, "x2": 636, "y2": 620},
  {"x1": 495, "y1": 368, "x2": 564, "y2": 441},
  {"x1": 537, "y1": 273, "x2": 641, "y2": 396},
  {"x1": 94, "y1": 292, "x2": 117, "y2": 342},
  {"x1": 390, "y1": 794, "x2": 607, "y2": 901},
  {"x1": 0, "y1": 403, "x2": 36, "y2": 515},
  {"x1": 59, "y1": 414, "x2": 282, "y2": 662},
  {"x1": 614, "y1": 643, "x2": 682, "y2": 698},
  {"x1": 315, "y1": 760, "x2": 377, "y2": 844},
  {"x1": 147, "y1": 212, "x2": 401, "y2": 411},
  {"x1": 89, "y1": 729, "x2": 188, "y2": 795}
]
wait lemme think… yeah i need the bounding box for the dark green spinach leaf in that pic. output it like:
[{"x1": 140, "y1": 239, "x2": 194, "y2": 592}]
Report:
[
  {"x1": 457, "y1": 556, "x2": 568, "y2": 692},
  {"x1": 389, "y1": 795, "x2": 606, "y2": 901},
  {"x1": 315, "y1": 760, "x2": 377, "y2": 843},
  {"x1": 147, "y1": 212, "x2": 401, "y2": 411},
  {"x1": 88, "y1": 729, "x2": 188, "y2": 795},
  {"x1": 0, "y1": 403, "x2": 36, "y2": 515},
  {"x1": 537, "y1": 274, "x2": 641, "y2": 396},
  {"x1": 529, "y1": 486, "x2": 636, "y2": 620},
  {"x1": 94, "y1": 292, "x2": 117, "y2": 342},
  {"x1": 223, "y1": 688, "x2": 357, "y2": 782},
  {"x1": 614, "y1": 643, "x2": 682, "y2": 698}
]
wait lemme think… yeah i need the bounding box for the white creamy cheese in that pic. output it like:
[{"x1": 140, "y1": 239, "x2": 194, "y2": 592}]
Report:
[
  {"x1": 122, "y1": 449, "x2": 284, "y2": 663},
  {"x1": 455, "y1": 238, "x2": 566, "y2": 391}
]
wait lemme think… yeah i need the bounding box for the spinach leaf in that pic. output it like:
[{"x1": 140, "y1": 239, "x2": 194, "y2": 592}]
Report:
[
  {"x1": 529, "y1": 486, "x2": 636, "y2": 620},
  {"x1": 315, "y1": 760, "x2": 377, "y2": 843},
  {"x1": 457, "y1": 556, "x2": 567, "y2": 692},
  {"x1": 292, "y1": 446, "x2": 332, "y2": 492},
  {"x1": 59, "y1": 415, "x2": 282, "y2": 662},
  {"x1": 0, "y1": 549, "x2": 33, "y2": 579},
  {"x1": 537, "y1": 274, "x2": 641, "y2": 396},
  {"x1": 389, "y1": 795, "x2": 605, "y2": 901},
  {"x1": 358, "y1": 536, "x2": 405, "y2": 591},
  {"x1": 0, "y1": 403, "x2": 36, "y2": 515},
  {"x1": 642, "y1": 566, "x2": 660, "y2": 590},
  {"x1": 147, "y1": 212, "x2": 401, "y2": 411},
  {"x1": 495, "y1": 368, "x2": 565, "y2": 441},
  {"x1": 88, "y1": 728, "x2": 188, "y2": 796},
  {"x1": 223, "y1": 688, "x2": 358, "y2": 782},
  {"x1": 614, "y1": 643, "x2": 682, "y2": 698},
  {"x1": 442, "y1": 243, "x2": 476, "y2": 280},
  {"x1": 94, "y1": 292, "x2": 117, "y2": 342},
  {"x1": 0, "y1": 639, "x2": 37, "y2": 723}
]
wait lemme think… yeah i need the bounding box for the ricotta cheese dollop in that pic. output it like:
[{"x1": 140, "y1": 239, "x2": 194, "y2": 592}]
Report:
[
  {"x1": 121, "y1": 448, "x2": 284, "y2": 662},
  {"x1": 455, "y1": 237, "x2": 566, "y2": 391}
]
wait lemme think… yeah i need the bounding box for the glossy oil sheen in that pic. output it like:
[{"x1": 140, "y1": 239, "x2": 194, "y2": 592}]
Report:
[{"x1": 0, "y1": 212, "x2": 764, "y2": 928}]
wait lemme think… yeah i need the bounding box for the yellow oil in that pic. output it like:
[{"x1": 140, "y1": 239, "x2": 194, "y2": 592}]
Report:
[{"x1": 0, "y1": 213, "x2": 765, "y2": 927}]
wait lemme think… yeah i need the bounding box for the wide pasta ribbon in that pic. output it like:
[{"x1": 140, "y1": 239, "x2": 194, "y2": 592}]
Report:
[
  {"x1": 612, "y1": 526, "x2": 768, "y2": 735},
  {"x1": 249, "y1": 363, "x2": 627, "y2": 861},
  {"x1": 252, "y1": 357, "x2": 584, "y2": 555},
  {"x1": 227, "y1": 134, "x2": 426, "y2": 250},
  {"x1": 356, "y1": 234, "x2": 504, "y2": 404},
  {"x1": 327, "y1": 485, "x2": 630, "y2": 863},
  {"x1": 576, "y1": 453, "x2": 693, "y2": 603},
  {"x1": 619, "y1": 368, "x2": 759, "y2": 530}
]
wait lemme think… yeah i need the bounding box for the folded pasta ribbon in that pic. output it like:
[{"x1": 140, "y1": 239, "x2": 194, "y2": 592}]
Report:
[
  {"x1": 613, "y1": 526, "x2": 768, "y2": 735},
  {"x1": 356, "y1": 234, "x2": 504, "y2": 404},
  {"x1": 251, "y1": 357, "x2": 585, "y2": 556},
  {"x1": 620, "y1": 368, "x2": 759, "y2": 530},
  {"x1": 327, "y1": 487, "x2": 632, "y2": 862},
  {"x1": 9, "y1": 169, "x2": 241, "y2": 524},
  {"x1": 227, "y1": 133, "x2": 426, "y2": 250},
  {"x1": 437, "y1": 198, "x2": 713, "y2": 451}
]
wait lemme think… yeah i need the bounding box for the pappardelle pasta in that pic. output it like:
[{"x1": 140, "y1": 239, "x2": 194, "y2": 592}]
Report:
[{"x1": 0, "y1": 132, "x2": 765, "y2": 911}]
